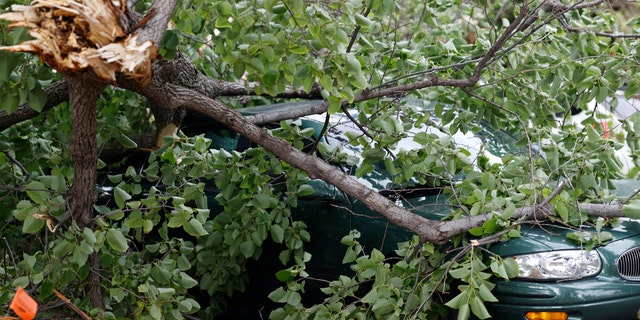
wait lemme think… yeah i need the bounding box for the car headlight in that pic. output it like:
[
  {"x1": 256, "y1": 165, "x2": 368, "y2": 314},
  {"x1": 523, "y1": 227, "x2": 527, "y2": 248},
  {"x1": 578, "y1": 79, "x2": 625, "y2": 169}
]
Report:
[{"x1": 512, "y1": 250, "x2": 601, "y2": 280}]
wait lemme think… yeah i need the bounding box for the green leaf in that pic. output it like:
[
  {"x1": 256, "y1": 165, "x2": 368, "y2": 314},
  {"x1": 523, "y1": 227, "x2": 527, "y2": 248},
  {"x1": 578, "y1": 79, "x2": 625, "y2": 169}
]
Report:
[
  {"x1": 217, "y1": 1, "x2": 233, "y2": 15},
  {"x1": 289, "y1": 44, "x2": 309, "y2": 55},
  {"x1": 52, "y1": 240, "x2": 74, "y2": 258},
  {"x1": 254, "y1": 193, "x2": 271, "y2": 208},
  {"x1": 168, "y1": 211, "x2": 190, "y2": 228},
  {"x1": 108, "y1": 174, "x2": 123, "y2": 183},
  {"x1": 178, "y1": 272, "x2": 199, "y2": 288},
  {"x1": 345, "y1": 54, "x2": 362, "y2": 73},
  {"x1": 267, "y1": 287, "x2": 287, "y2": 303},
  {"x1": 23, "y1": 214, "x2": 44, "y2": 233},
  {"x1": 39, "y1": 279, "x2": 54, "y2": 300},
  {"x1": 261, "y1": 69, "x2": 280, "y2": 87},
  {"x1": 240, "y1": 240, "x2": 255, "y2": 258},
  {"x1": 275, "y1": 269, "x2": 296, "y2": 282},
  {"x1": 22, "y1": 253, "x2": 35, "y2": 269},
  {"x1": 249, "y1": 57, "x2": 265, "y2": 73},
  {"x1": 271, "y1": 4, "x2": 287, "y2": 14},
  {"x1": 271, "y1": 224, "x2": 285, "y2": 243},
  {"x1": 143, "y1": 219, "x2": 154, "y2": 234},
  {"x1": 114, "y1": 186, "x2": 131, "y2": 208},
  {"x1": 477, "y1": 283, "x2": 498, "y2": 302},
  {"x1": 117, "y1": 133, "x2": 137, "y2": 148},
  {"x1": 342, "y1": 246, "x2": 359, "y2": 264},
  {"x1": 503, "y1": 258, "x2": 520, "y2": 278},
  {"x1": 0, "y1": 51, "x2": 17, "y2": 83},
  {"x1": 567, "y1": 231, "x2": 588, "y2": 244},
  {"x1": 149, "y1": 304, "x2": 161, "y2": 319},
  {"x1": 178, "y1": 298, "x2": 200, "y2": 313},
  {"x1": 124, "y1": 210, "x2": 143, "y2": 228},
  {"x1": 413, "y1": 131, "x2": 429, "y2": 145},
  {"x1": 490, "y1": 260, "x2": 509, "y2": 279},
  {"x1": 27, "y1": 85, "x2": 47, "y2": 112},
  {"x1": 163, "y1": 29, "x2": 180, "y2": 50},
  {"x1": 469, "y1": 227, "x2": 483, "y2": 236},
  {"x1": 177, "y1": 254, "x2": 191, "y2": 271},
  {"x1": 457, "y1": 304, "x2": 470, "y2": 320},
  {"x1": 355, "y1": 13, "x2": 372, "y2": 28},
  {"x1": 297, "y1": 184, "x2": 314, "y2": 197},
  {"x1": 39, "y1": 175, "x2": 66, "y2": 192},
  {"x1": 26, "y1": 181, "x2": 48, "y2": 204},
  {"x1": 598, "y1": 231, "x2": 613, "y2": 243},
  {"x1": 327, "y1": 96, "x2": 342, "y2": 114},
  {"x1": 586, "y1": 65, "x2": 602, "y2": 76},
  {"x1": 106, "y1": 228, "x2": 128, "y2": 252},
  {"x1": 350, "y1": 71, "x2": 369, "y2": 89},
  {"x1": 261, "y1": 33, "x2": 279, "y2": 45},
  {"x1": 82, "y1": 227, "x2": 96, "y2": 245},
  {"x1": 449, "y1": 267, "x2": 470, "y2": 280},
  {"x1": 470, "y1": 296, "x2": 491, "y2": 319},
  {"x1": 371, "y1": 298, "x2": 393, "y2": 315},
  {"x1": 183, "y1": 218, "x2": 208, "y2": 236},
  {"x1": 13, "y1": 276, "x2": 30, "y2": 289},
  {"x1": 445, "y1": 290, "x2": 468, "y2": 309},
  {"x1": 556, "y1": 201, "x2": 569, "y2": 221},
  {"x1": 2, "y1": 92, "x2": 19, "y2": 114},
  {"x1": 110, "y1": 288, "x2": 126, "y2": 303},
  {"x1": 334, "y1": 28, "x2": 349, "y2": 45},
  {"x1": 361, "y1": 148, "x2": 386, "y2": 161},
  {"x1": 151, "y1": 265, "x2": 171, "y2": 283}
]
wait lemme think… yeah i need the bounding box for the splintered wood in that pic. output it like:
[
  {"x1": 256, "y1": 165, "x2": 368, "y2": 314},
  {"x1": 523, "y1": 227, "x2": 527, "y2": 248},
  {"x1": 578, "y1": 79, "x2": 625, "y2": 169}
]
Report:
[{"x1": 0, "y1": 0, "x2": 157, "y2": 86}]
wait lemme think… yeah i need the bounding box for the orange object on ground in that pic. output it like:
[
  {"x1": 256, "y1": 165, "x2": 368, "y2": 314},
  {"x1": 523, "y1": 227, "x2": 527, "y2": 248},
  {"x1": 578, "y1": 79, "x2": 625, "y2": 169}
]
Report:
[{"x1": 9, "y1": 287, "x2": 37, "y2": 320}]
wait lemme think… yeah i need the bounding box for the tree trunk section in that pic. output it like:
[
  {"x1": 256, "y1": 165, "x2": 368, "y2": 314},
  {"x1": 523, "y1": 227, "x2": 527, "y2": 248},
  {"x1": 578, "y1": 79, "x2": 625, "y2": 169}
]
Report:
[{"x1": 66, "y1": 76, "x2": 106, "y2": 309}]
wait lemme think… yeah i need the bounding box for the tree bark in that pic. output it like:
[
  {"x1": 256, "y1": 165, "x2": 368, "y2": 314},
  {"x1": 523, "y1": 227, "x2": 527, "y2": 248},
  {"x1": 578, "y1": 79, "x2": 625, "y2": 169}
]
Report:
[
  {"x1": 66, "y1": 75, "x2": 106, "y2": 309},
  {"x1": 0, "y1": 79, "x2": 69, "y2": 132}
]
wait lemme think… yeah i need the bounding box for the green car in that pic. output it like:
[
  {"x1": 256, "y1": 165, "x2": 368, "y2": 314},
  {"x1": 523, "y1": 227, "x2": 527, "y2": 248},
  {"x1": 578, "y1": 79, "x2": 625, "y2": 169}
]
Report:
[{"x1": 178, "y1": 100, "x2": 640, "y2": 319}]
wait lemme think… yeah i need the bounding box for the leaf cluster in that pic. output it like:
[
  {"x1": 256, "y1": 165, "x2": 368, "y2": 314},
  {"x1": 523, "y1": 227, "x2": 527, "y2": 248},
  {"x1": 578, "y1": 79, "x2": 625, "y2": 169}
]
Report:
[{"x1": 3, "y1": 0, "x2": 640, "y2": 319}]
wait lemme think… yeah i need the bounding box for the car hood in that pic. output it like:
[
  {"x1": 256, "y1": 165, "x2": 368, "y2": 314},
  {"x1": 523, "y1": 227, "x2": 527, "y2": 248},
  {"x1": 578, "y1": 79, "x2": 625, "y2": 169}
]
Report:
[
  {"x1": 489, "y1": 178, "x2": 640, "y2": 255},
  {"x1": 388, "y1": 177, "x2": 640, "y2": 256},
  {"x1": 487, "y1": 219, "x2": 640, "y2": 256}
]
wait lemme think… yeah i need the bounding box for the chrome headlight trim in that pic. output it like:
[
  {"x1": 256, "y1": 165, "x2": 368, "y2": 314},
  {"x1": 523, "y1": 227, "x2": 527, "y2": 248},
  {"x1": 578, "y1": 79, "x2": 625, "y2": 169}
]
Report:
[{"x1": 511, "y1": 250, "x2": 601, "y2": 280}]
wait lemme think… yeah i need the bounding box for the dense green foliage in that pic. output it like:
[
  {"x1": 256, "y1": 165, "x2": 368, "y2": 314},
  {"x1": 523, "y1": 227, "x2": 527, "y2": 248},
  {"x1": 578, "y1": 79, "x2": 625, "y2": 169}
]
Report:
[{"x1": 2, "y1": 0, "x2": 640, "y2": 319}]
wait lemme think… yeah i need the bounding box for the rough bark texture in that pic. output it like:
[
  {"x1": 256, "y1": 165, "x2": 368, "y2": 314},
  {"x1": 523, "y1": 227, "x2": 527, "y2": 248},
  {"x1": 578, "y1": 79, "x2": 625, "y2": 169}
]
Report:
[
  {"x1": 132, "y1": 0, "x2": 178, "y2": 46},
  {"x1": 66, "y1": 75, "x2": 106, "y2": 308},
  {"x1": 0, "y1": 79, "x2": 68, "y2": 132}
]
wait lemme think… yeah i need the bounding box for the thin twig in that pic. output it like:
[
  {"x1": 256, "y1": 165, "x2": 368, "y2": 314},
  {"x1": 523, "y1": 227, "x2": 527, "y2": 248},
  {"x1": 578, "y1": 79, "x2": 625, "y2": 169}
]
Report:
[
  {"x1": 540, "y1": 180, "x2": 566, "y2": 207},
  {"x1": 2, "y1": 150, "x2": 29, "y2": 176},
  {"x1": 623, "y1": 188, "x2": 640, "y2": 205},
  {"x1": 52, "y1": 289, "x2": 92, "y2": 320},
  {"x1": 346, "y1": 7, "x2": 370, "y2": 53},
  {"x1": 3, "y1": 237, "x2": 18, "y2": 276}
]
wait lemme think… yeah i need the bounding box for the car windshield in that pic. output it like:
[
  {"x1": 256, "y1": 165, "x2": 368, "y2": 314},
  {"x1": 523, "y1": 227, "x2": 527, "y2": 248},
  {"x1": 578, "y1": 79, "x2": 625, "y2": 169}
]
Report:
[
  {"x1": 318, "y1": 112, "x2": 523, "y2": 164},
  {"x1": 300, "y1": 104, "x2": 528, "y2": 191}
]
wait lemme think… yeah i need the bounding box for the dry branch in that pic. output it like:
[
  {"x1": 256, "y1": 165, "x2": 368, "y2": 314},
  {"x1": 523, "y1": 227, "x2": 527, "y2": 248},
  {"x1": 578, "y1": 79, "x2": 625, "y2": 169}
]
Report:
[{"x1": 0, "y1": 1, "x2": 157, "y2": 86}]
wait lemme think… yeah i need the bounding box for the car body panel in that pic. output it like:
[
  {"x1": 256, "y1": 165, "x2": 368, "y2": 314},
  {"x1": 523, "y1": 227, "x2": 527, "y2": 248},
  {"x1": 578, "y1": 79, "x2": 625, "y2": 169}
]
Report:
[{"x1": 489, "y1": 241, "x2": 640, "y2": 320}]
